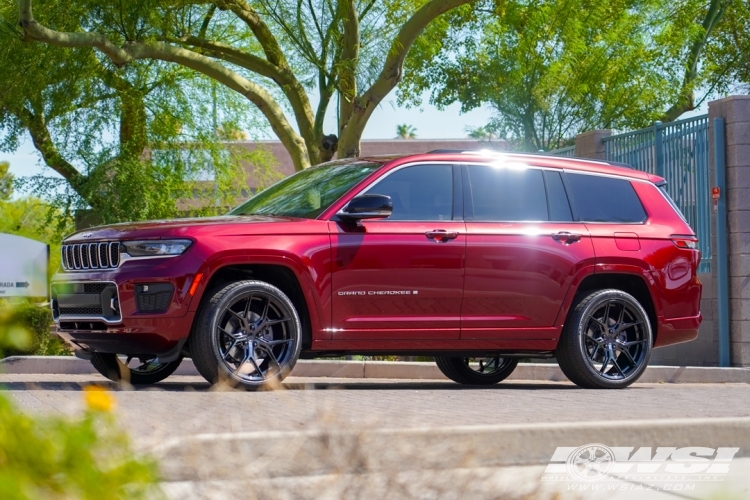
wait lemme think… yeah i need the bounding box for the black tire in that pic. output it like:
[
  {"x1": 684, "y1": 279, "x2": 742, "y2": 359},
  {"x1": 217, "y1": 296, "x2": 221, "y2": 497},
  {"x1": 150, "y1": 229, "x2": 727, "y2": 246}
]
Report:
[
  {"x1": 435, "y1": 356, "x2": 519, "y2": 385},
  {"x1": 557, "y1": 289, "x2": 653, "y2": 389},
  {"x1": 90, "y1": 353, "x2": 183, "y2": 385},
  {"x1": 190, "y1": 280, "x2": 302, "y2": 390}
]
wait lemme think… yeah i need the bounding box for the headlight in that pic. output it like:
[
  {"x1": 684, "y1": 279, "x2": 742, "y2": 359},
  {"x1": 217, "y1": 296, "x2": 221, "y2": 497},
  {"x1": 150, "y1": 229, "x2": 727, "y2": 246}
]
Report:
[{"x1": 121, "y1": 239, "x2": 192, "y2": 257}]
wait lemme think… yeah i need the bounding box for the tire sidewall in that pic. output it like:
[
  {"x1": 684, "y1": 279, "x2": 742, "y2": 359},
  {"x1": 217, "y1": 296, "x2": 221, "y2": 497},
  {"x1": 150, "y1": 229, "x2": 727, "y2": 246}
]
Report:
[
  {"x1": 573, "y1": 290, "x2": 653, "y2": 388},
  {"x1": 205, "y1": 281, "x2": 302, "y2": 388}
]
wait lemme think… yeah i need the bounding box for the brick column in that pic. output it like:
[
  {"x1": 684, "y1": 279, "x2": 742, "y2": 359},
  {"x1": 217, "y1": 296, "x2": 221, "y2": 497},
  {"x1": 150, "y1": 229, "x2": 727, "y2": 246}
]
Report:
[
  {"x1": 574, "y1": 129, "x2": 612, "y2": 159},
  {"x1": 709, "y1": 95, "x2": 750, "y2": 366}
]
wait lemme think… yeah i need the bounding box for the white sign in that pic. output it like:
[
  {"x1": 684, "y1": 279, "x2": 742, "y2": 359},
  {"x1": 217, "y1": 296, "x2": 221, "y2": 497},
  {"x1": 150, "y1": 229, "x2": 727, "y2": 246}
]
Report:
[{"x1": 0, "y1": 233, "x2": 49, "y2": 297}]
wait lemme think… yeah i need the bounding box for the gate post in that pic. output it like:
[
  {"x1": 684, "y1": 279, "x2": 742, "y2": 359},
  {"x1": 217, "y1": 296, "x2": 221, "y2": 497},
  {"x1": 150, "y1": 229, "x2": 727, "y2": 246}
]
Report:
[
  {"x1": 709, "y1": 95, "x2": 750, "y2": 367},
  {"x1": 654, "y1": 121, "x2": 664, "y2": 177}
]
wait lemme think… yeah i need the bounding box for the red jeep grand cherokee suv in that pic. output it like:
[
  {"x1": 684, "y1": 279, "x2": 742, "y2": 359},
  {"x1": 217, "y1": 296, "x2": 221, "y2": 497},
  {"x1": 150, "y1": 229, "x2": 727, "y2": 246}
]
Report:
[{"x1": 51, "y1": 151, "x2": 701, "y2": 389}]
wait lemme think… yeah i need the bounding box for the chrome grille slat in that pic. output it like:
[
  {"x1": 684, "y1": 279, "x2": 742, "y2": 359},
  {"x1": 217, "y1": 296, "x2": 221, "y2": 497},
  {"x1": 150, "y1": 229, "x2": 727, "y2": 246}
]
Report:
[
  {"x1": 80, "y1": 244, "x2": 90, "y2": 269},
  {"x1": 109, "y1": 242, "x2": 120, "y2": 267},
  {"x1": 61, "y1": 247, "x2": 68, "y2": 270},
  {"x1": 61, "y1": 242, "x2": 120, "y2": 272},
  {"x1": 99, "y1": 243, "x2": 109, "y2": 268},
  {"x1": 89, "y1": 243, "x2": 99, "y2": 268}
]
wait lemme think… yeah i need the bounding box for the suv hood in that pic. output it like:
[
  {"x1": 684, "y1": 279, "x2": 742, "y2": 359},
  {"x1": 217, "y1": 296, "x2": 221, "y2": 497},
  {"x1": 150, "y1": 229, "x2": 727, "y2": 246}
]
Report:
[{"x1": 63, "y1": 215, "x2": 301, "y2": 242}]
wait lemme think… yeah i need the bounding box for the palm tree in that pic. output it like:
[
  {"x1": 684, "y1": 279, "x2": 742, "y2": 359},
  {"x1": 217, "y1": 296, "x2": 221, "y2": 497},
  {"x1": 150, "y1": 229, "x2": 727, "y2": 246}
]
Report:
[
  {"x1": 395, "y1": 124, "x2": 417, "y2": 139},
  {"x1": 467, "y1": 126, "x2": 495, "y2": 141}
]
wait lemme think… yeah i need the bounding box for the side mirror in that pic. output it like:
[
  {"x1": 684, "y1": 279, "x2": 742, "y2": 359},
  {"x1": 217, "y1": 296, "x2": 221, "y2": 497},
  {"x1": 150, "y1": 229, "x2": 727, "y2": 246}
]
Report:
[{"x1": 338, "y1": 194, "x2": 393, "y2": 222}]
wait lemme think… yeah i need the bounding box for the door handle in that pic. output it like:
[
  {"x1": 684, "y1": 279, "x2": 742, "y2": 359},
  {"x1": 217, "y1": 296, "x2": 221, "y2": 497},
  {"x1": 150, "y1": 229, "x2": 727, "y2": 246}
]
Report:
[
  {"x1": 425, "y1": 229, "x2": 459, "y2": 242},
  {"x1": 551, "y1": 231, "x2": 582, "y2": 244}
]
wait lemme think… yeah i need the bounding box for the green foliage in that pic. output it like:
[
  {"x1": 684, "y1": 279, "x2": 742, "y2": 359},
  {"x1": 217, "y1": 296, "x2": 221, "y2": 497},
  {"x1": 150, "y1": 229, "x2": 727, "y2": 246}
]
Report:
[
  {"x1": 0, "y1": 196, "x2": 73, "y2": 278},
  {"x1": 0, "y1": 161, "x2": 12, "y2": 200},
  {"x1": 0, "y1": 301, "x2": 158, "y2": 499},
  {"x1": 400, "y1": 0, "x2": 684, "y2": 151},
  {"x1": 0, "y1": 301, "x2": 68, "y2": 356},
  {"x1": 395, "y1": 124, "x2": 417, "y2": 139},
  {"x1": 0, "y1": 1, "x2": 278, "y2": 227}
]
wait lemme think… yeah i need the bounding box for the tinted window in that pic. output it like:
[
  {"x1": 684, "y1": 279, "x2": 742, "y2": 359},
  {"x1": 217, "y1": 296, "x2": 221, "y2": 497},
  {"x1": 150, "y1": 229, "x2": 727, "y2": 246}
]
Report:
[
  {"x1": 566, "y1": 173, "x2": 646, "y2": 223},
  {"x1": 467, "y1": 166, "x2": 548, "y2": 221},
  {"x1": 544, "y1": 170, "x2": 574, "y2": 222},
  {"x1": 229, "y1": 160, "x2": 382, "y2": 218},
  {"x1": 366, "y1": 164, "x2": 453, "y2": 221}
]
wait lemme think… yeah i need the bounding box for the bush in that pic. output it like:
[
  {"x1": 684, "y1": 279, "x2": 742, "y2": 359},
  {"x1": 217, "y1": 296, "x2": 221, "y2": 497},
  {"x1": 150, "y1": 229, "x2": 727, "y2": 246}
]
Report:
[
  {"x1": 0, "y1": 389, "x2": 159, "y2": 499},
  {"x1": 0, "y1": 301, "x2": 69, "y2": 356}
]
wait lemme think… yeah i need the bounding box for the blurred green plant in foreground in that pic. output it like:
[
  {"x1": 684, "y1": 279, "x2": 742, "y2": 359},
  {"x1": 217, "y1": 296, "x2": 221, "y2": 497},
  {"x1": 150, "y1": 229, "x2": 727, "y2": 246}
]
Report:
[
  {"x1": 0, "y1": 302, "x2": 159, "y2": 499},
  {"x1": 0, "y1": 301, "x2": 68, "y2": 356}
]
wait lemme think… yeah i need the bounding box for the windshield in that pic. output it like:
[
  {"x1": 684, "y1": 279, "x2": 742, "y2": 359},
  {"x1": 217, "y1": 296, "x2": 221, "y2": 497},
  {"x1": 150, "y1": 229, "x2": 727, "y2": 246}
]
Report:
[{"x1": 228, "y1": 160, "x2": 383, "y2": 219}]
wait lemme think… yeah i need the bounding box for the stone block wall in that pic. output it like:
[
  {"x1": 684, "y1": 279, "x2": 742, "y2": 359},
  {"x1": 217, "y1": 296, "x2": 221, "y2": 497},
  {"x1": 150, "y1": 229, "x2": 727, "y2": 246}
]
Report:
[{"x1": 709, "y1": 95, "x2": 750, "y2": 366}]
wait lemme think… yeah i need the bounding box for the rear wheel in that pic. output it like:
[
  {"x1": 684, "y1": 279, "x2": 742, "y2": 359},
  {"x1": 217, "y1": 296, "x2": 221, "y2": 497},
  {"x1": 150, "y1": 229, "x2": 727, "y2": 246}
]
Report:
[
  {"x1": 435, "y1": 356, "x2": 519, "y2": 385},
  {"x1": 91, "y1": 353, "x2": 183, "y2": 385},
  {"x1": 557, "y1": 289, "x2": 652, "y2": 389},
  {"x1": 190, "y1": 280, "x2": 302, "y2": 390}
]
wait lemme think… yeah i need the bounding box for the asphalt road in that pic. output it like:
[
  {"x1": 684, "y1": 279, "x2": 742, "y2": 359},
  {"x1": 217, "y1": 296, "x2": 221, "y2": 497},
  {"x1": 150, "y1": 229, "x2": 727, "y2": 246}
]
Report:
[{"x1": 3, "y1": 374, "x2": 750, "y2": 449}]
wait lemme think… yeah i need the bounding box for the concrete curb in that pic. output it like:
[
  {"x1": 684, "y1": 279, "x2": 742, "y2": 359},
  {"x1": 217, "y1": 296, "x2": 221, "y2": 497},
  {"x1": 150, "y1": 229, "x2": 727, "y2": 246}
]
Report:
[
  {"x1": 2, "y1": 356, "x2": 750, "y2": 383},
  {"x1": 150, "y1": 416, "x2": 750, "y2": 481}
]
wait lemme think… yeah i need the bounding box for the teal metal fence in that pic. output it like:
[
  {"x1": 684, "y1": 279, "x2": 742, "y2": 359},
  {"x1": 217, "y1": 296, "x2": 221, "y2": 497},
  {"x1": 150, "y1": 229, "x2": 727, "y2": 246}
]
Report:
[
  {"x1": 547, "y1": 145, "x2": 575, "y2": 157},
  {"x1": 603, "y1": 115, "x2": 712, "y2": 272}
]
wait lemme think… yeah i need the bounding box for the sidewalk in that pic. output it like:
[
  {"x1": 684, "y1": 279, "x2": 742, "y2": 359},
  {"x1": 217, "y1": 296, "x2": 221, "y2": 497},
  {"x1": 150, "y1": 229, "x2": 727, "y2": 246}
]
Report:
[{"x1": 3, "y1": 356, "x2": 750, "y2": 383}]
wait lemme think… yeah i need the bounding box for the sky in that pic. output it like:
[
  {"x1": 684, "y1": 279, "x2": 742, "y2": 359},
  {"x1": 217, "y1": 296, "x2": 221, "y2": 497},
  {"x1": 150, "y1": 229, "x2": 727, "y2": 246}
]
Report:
[{"x1": 1, "y1": 95, "x2": 495, "y2": 179}]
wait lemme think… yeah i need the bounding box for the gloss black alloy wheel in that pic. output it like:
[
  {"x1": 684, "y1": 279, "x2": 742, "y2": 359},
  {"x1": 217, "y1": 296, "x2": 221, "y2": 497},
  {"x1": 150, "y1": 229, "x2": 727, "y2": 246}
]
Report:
[
  {"x1": 435, "y1": 356, "x2": 519, "y2": 385},
  {"x1": 191, "y1": 280, "x2": 301, "y2": 390},
  {"x1": 91, "y1": 353, "x2": 183, "y2": 385},
  {"x1": 557, "y1": 289, "x2": 652, "y2": 389}
]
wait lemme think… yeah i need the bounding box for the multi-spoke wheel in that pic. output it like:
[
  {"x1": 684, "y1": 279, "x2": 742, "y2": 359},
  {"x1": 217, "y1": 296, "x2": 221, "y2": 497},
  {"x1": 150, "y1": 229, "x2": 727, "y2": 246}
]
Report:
[
  {"x1": 191, "y1": 280, "x2": 301, "y2": 390},
  {"x1": 435, "y1": 356, "x2": 519, "y2": 385},
  {"x1": 91, "y1": 353, "x2": 183, "y2": 385},
  {"x1": 557, "y1": 289, "x2": 652, "y2": 389}
]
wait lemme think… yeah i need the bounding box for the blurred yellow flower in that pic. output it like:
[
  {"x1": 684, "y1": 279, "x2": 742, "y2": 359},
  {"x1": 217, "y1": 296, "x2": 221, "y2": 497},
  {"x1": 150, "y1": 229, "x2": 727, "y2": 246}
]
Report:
[{"x1": 83, "y1": 385, "x2": 115, "y2": 412}]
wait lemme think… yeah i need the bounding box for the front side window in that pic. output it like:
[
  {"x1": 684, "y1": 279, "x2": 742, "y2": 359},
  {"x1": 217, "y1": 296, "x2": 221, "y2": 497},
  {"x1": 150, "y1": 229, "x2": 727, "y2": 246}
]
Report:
[
  {"x1": 228, "y1": 160, "x2": 382, "y2": 219},
  {"x1": 365, "y1": 164, "x2": 453, "y2": 221},
  {"x1": 466, "y1": 165, "x2": 549, "y2": 221},
  {"x1": 566, "y1": 173, "x2": 647, "y2": 223}
]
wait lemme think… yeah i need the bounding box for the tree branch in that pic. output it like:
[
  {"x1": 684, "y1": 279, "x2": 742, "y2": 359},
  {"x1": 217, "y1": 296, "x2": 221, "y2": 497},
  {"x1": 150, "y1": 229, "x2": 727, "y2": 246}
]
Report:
[
  {"x1": 18, "y1": 0, "x2": 312, "y2": 170},
  {"x1": 338, "y1": 0, "x2": 475, "y2": 156}
]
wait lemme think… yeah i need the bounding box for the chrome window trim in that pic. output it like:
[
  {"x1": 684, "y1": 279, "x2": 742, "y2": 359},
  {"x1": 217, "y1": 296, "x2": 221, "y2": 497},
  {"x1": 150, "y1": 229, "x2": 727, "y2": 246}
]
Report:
[{"x1": 50, "y1": 280, "x2": 122, "y2": 324}]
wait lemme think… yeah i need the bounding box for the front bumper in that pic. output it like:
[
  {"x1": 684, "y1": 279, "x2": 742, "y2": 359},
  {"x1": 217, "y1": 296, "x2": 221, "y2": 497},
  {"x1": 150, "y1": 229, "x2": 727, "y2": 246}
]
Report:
[{"x1": 51, "y1": 255, "x2": 201, "y2": 356}]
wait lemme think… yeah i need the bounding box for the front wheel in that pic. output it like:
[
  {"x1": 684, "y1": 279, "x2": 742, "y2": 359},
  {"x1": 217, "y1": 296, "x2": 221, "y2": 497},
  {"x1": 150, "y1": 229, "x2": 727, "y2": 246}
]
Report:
[
  {"x1": 91, "y1": 353, "x2": 183, "y2": 385},
  {"x1": 435, "y1": 357, "x2": 519, "y2": 385},
  {"x1": 190, "y1": 280, "x2": 302, "y2": 390},
  {"x1": 557, "y1": 289, "x2": 653, "y2": 389}
]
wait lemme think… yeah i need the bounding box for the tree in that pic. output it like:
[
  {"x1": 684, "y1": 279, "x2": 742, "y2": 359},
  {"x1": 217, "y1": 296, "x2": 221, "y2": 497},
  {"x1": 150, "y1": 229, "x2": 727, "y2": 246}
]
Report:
[
  {"x1": 399, "y1": 0, "x2": 675, "y2": 152},
  {"x1": 0, "y1": 162, "x2": 13, "y2": 200},
  {"x1": 16, "y1": 0, "x2": 475, "y2": 171},
  {"x1": 1, "y1": 2, "x2": 271, "y2": 227},
  {"x1": 395, "y1": 124, "x2": 417, "y2": 139},
  {"x1": 466, "y1": 126, "x2": 494, "y2": 141},
  {"x1": 661, "y1": 0, "x2": 733, "y2": 121}
]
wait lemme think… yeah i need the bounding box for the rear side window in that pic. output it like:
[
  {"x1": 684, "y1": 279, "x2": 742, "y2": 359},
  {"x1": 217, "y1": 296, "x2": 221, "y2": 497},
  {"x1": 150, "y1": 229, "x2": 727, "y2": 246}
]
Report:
[
  {"x1": 566, "y1": 173, "x2": 646, "y2": 223},
  {"x1": 467, "y1": 166, "x2": 548, "y2": 221}
]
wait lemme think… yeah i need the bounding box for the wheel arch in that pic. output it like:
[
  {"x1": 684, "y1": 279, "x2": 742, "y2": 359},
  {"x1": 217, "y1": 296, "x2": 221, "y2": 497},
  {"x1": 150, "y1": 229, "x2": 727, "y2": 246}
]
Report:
[
  {"x1": 190, "y1": 263, "x2": 314, "y2": 350},
  {"x1": 569, "y1": 272, "x2": 659, "y2": 344}
]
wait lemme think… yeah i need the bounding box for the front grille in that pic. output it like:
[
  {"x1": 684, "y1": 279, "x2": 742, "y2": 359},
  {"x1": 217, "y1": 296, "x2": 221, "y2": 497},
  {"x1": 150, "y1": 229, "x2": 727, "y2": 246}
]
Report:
[
  {"x1": 59, "y1": 306, "x2": 103, "y2": 315},
  {"x1": 61, "y1": 242, "x2": 120, "y2": 271},
  {"x1": 51, "y1": 281, "x2": 121, "y2": 323},
  {"x1": 84, "y1": 283, "x2": 107, "y2": 294}
]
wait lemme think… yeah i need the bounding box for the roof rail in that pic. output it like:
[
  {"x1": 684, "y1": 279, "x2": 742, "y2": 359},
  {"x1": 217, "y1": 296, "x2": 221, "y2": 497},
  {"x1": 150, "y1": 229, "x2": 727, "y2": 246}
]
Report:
[{"x1": 427, "y1": 149, "x2": 471, "y2": 154}]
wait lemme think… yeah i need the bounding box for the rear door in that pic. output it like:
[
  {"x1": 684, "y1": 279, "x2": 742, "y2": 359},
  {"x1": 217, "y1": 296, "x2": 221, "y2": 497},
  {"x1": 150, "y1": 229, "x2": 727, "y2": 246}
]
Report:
[
  {"x1": 330, "y1": 163, "x2": 466, "y2": 339},
  {"x1": 461, "y1": 164, "x2": 595, "y2": 339}
]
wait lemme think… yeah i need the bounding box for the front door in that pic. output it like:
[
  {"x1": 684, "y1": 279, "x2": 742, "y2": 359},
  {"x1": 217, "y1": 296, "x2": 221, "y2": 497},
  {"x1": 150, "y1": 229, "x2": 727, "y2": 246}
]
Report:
[
  {"x1": 460, "y1": 164, "x2": 595, "y2": 339},
  {"x1": 330, "y1": 163, "x2": 466, "y2": 339}
]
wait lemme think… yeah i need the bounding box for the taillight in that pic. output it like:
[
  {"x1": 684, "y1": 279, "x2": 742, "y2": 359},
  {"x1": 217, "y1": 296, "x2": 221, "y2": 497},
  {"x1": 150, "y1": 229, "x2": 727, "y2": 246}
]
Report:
[{"x1": 671, "y1": 235, "x2": 698, "y2": 249}]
